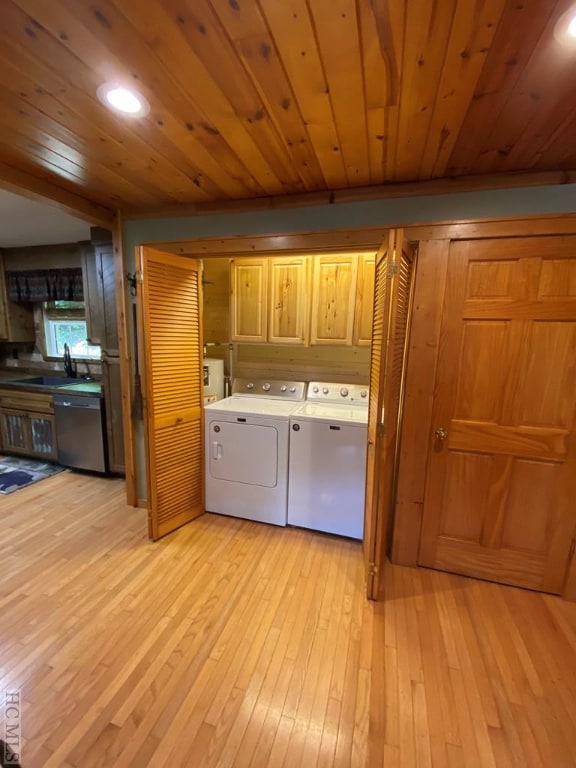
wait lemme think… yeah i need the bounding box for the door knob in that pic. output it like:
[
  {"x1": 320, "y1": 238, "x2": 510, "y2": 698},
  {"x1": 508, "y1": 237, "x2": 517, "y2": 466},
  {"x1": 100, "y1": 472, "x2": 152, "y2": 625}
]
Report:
[{"x1": 434, "y1": 427, "x2": 448, "y2": 441}]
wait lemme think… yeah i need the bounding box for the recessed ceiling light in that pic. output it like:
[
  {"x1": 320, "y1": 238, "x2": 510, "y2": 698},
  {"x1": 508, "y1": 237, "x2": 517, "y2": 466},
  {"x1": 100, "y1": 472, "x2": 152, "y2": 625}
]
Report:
[
  {"x1": 554, "y1": 6, "x2": 576, "y2": 45},
  {"x1": 97, "y1": 83, "x2": 150, "y2": 118}
]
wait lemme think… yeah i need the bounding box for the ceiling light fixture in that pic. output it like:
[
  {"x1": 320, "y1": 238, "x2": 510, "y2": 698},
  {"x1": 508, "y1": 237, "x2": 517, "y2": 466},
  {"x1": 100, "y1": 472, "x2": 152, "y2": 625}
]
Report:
[
  {"x1": 554, "y1": 5, "x2": 576, "y2": 45},
  {"x1": 97, "y1": 83, "x2": 150, "y2": 118}
]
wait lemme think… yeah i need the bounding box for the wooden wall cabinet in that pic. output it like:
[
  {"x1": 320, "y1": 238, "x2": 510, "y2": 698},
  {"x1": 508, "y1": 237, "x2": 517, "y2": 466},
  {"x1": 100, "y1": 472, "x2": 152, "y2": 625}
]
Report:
[
  {"x1": 0, "y1": 252, "x2": 35, "y2": 343},
  {"x1": 353, "y1": 253, "x2": 376, "y2": 346},
  {"x1": 268, "y1": 257, "x2": 310, "y2": 344},
  {"x1": 230, "y1": 258, "x2": 268, "y2": 342},
  {"x1": 231, "y1": 252, "x2": 374, "y2": 347},
  {"x1": 83, "y1": 243, "x2": 119, "y2": 353},
  {"x1": 0, "y1": 391, "x2": 57, "y2": 460},
  {"x1": 310, "y1": 254, "x2": 359, "y2": 345},
  {"x1": 231, "y1": 257, "x2": 311, "y2": 344}
]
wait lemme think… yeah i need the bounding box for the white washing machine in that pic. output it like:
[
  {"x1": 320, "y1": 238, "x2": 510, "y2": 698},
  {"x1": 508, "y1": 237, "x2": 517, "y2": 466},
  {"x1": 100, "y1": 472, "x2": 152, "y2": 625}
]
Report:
[
  {"x1": 288, "y1": 382, "x2": 369, "y2": 539},
  {"x1": 204, "y1": 378, "x2": 306, "y2": 526}
]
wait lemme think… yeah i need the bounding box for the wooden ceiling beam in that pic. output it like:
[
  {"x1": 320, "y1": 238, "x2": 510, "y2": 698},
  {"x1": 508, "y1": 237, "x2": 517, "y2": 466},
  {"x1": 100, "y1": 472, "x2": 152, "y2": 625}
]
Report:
[
  {"x1": 123, "y1": 169, "x2": 576, "y2": 221},
  {"x1": 0, "y1": 159, "x2": 114, "y2": 228}
]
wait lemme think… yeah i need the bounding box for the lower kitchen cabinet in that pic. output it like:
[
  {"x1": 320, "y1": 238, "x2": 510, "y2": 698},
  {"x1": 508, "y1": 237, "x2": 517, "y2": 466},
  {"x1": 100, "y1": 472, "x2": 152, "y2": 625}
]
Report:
[
  {"x1": 0, "y1": 390, "x2": 58, "y2": 461},
  {"x1": 0, "y1": 408, "x2": 57, "y2": 460},
  {"x1": 1, "y1": 409, "x2": 27, "y2": 452}
]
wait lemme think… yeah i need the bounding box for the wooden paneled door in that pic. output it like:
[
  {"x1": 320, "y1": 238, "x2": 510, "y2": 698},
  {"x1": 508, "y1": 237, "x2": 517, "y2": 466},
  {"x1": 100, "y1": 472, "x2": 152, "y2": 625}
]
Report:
[
  {"x1": 364, "y1": 230, "x2": 416, "y2": 599},
  {"x1": 138, "y1": 247, "x2": 205, "y2": 540},
  {"x1": 419, "y1": 236, "x2": 576, "y2": 593}
]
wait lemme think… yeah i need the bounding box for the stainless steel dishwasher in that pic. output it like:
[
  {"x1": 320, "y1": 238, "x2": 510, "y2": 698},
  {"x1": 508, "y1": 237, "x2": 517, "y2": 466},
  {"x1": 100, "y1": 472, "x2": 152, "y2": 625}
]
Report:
[{"x1": 53, "y1": 394, "x2": 108, "y2": 473}]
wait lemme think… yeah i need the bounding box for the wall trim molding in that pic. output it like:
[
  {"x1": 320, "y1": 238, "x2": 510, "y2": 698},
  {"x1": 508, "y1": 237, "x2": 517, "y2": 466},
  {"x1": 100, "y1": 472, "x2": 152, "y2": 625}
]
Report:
[
  {"x1": 148, "y1": 214, "x2": 576, "y2": 257},
  {"x1": 124, "y1": 170, "x2": 576, "y2": 220}
]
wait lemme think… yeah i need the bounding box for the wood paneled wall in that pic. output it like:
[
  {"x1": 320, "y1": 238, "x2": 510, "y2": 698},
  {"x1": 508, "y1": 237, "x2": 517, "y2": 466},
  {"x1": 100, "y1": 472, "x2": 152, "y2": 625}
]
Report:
[
  {"x1": 202, "y1": 258, "x2": 230, "y2": 346},
  {"x1": 201, "y1": 256, "x2": 370, "y2": 383},
  {"x1": 234, "y1": 344, "x2": 370, "y2": 384}
]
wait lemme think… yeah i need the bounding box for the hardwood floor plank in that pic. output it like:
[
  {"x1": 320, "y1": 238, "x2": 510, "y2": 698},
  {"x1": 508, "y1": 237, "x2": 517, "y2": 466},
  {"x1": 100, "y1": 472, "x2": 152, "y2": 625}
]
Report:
[{"x1": 2, "y1": 474, "x2": 576, "y2": 767}]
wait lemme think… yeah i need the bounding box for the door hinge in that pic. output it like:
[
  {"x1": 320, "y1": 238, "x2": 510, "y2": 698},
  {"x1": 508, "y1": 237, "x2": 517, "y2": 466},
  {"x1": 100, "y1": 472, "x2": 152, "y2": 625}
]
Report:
[
  {"x1": 126, "y1": 271, "x2": 143, "y2": 296},
  {"x1": 377, "y1": 422, "x2": 386, "y2": 437},
  {"x1": 569, "y1": 539, "x2": 576, "y2": 560},
  {"x1": 387, "y1": 262, "x2": 399, "y2": 279},
  {"x1": 368, "y1": 562, "x2": 378, "y2": 577}
]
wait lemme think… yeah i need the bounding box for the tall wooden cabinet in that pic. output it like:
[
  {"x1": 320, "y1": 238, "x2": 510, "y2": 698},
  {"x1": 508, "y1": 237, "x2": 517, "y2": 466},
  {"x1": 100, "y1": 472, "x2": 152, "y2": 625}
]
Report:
[{"x1": 83, "y1": 233, "x2": 124, "y2": 474}]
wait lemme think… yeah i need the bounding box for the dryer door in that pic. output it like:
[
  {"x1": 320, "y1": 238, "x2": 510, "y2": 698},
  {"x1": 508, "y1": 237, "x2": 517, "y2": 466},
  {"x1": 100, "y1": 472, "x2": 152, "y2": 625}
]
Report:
[{"x1": 208, "y1": 421, "x2": 278, "y2": 487}]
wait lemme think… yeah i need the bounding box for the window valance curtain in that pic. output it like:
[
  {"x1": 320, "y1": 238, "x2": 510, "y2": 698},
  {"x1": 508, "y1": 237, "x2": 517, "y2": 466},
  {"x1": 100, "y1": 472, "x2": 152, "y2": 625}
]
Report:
[{"x1": 6, "y1": 268, "x2": 84, "y2": 302}]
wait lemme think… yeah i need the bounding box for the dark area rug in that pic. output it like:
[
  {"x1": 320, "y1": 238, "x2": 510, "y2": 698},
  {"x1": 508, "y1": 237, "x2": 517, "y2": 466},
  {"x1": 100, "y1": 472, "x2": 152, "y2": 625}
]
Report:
[{"x1": 0, "y1": 456, "x2": 65, "y2": 495}]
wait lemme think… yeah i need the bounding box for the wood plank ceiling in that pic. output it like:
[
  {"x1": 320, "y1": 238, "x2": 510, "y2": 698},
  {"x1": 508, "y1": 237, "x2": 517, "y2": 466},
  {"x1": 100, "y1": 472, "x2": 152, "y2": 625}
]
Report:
[{"x1": 0, "y1": 0, "x2": 575, "y2": 216}]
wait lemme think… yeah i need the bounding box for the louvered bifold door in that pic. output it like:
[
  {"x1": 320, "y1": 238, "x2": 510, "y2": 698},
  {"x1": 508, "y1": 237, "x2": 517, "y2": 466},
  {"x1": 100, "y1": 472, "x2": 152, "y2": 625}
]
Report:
[
  {"x1": 363, "y1": 232, "x2": 393, "y2": 599},
  {"x1": 138, "y1": 247, "x2": 204, "y2": 540},
  {"x1": 364, "y1": 230, "x2": 416, "y2": 600}
]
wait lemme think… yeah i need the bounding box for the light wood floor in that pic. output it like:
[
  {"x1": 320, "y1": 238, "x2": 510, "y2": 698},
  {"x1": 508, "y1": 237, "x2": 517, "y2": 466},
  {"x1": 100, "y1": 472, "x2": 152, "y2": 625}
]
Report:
[{"x1": 1, "y1": 472, "x2": 576, "y2": 767}]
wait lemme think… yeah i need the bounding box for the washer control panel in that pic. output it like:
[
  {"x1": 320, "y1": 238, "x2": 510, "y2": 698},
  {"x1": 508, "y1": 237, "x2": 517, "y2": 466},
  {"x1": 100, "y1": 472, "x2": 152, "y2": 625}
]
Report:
[{"x1": 306, "y1": 382, "x2": 369, "y2": 405}]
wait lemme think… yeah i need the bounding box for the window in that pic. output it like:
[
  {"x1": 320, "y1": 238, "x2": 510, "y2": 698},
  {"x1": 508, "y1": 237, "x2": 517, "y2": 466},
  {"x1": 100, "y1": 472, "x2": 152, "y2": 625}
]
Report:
[{"x1": 43, "y1": 302, "x2": 101, "y2": 360}]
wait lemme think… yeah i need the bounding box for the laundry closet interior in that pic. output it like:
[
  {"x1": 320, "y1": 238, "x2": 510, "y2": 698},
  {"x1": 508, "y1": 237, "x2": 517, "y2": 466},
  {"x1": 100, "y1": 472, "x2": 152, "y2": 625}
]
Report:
[{"x1": 201, "y1": 251, "x2": 375, "y2": 542}]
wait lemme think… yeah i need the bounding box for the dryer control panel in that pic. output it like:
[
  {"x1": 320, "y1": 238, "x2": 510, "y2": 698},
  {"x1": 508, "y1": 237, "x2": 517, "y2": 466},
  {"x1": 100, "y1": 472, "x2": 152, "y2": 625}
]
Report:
[{"x1": 232, "y1": 378, "x2": 306, "y2": 401}]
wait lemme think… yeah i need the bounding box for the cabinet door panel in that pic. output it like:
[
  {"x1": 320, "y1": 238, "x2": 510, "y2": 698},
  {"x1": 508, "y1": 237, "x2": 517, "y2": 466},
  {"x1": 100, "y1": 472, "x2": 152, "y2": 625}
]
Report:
[
  {"x1": 230, "y1": 258, "x2": 268, "y2": 342},
  {"x1": 29, "y1": 414, "x2": 57, "y2": 460},
  {"x1": 99, "y1": 245, "x2": 119, "y2": 353},
  {"x1": 0, "y1": 409, "x2": 29, "y2": 453},
  {"x1": 311, "y1": 255, "x2": 358, "y2": 345},
  {"x1": 353, "y1": 253, "x2": 376, "y2": 346},
  {"x1": 268, "y1": 257, "x2": 310, "y2": 344},
  {"x1": 82, "y1": 246, "x2": 104, "y2": 346}
]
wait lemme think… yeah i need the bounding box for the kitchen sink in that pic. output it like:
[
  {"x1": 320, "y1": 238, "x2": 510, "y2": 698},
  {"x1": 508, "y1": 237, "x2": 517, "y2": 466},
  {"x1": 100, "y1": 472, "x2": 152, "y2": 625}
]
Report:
[{"x1": 13, "y1": 376, "x2": 82, "y2": 387}]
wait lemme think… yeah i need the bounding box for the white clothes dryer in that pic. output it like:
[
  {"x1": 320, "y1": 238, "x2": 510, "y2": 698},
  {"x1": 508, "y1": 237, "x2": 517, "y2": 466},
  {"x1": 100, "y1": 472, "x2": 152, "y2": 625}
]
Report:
[{"x1": 204, "y1": 379, "x2": 305, "y2": 526}]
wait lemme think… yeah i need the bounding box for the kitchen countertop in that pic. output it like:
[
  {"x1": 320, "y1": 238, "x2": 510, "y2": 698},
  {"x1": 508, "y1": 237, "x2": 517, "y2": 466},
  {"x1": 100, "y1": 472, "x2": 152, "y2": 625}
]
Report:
[
  {"x1": 0, "y1": 375, "x2": 103, "y2": 397},
  {"x1": 56, "y1": 381, "x2": 102, "y2": 394}
]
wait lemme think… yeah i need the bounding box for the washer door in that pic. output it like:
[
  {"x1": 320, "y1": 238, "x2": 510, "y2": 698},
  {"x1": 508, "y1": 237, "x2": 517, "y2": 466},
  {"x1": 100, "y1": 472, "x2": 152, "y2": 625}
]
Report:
[{"x1": 208, "y1": 421, "x2": 278, "y2": 487}]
